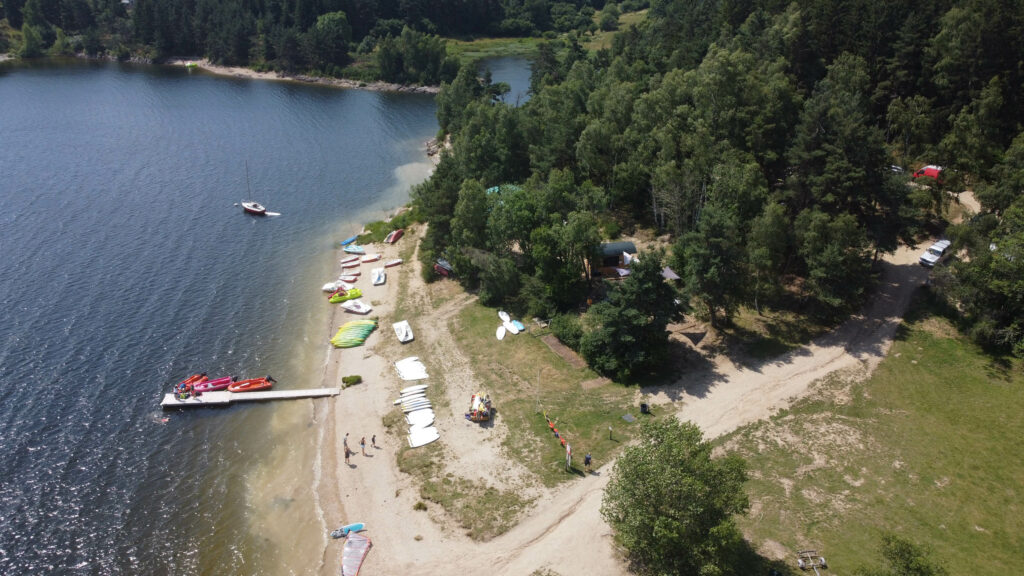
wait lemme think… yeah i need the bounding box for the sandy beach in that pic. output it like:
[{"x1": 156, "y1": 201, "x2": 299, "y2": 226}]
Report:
[{"x1": 167, "y1": 59, "x2": 440, "y2": 94}]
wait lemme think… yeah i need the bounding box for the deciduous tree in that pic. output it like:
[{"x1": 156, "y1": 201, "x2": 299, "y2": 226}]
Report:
[{"x1": 601, "y1": 418, "x2": 748, "y2": 576}]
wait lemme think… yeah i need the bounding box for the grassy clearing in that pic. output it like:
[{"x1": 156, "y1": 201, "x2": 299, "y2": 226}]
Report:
[
  {"x1": 446, "y1": 37, "x2": 543, "y2": 62},
  {"x1": 452, "y1": 301, "x2": 642, "y2": 486},
  {"x1": 726, "y1": 306, "x2": 834, "y2": 359},
  {"x1": 583, "y1": 10, "x2": 648, "y2": 51},
  {"x1": 719, "y1": 290, "x2": 1024, "y2": 575}
]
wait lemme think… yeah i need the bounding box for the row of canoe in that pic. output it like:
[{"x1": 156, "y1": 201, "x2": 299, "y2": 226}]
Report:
[{"x1": 175, "y1": 373, "x2": 276, "y2": 393}]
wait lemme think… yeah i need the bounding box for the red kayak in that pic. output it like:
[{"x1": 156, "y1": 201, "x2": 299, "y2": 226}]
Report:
[
  {"x1": 228, "y1": 375, "x2": 276, "y2": 393},
  {"x1": 193, "y1": 375, "x2": 236, "y2": 393}
]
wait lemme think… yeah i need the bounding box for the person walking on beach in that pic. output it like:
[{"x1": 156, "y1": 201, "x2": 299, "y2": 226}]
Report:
[
  {"x1": 344, "y1": 446, "x2": 352, "y2": 465},
  {"x1": 360, "y1": 436, "x2": 366, "y2": 456},
  {"x1": 344, "y1": 433, "x2": 349, "y2": 451},
  {"x1": 371, "y1": 434, "x2": 377, "y2": 448}
]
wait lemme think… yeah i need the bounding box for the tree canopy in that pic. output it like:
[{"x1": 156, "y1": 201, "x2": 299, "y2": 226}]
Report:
[{"x1": 601, "y1": 418, "x2": 749, "y2": 576}]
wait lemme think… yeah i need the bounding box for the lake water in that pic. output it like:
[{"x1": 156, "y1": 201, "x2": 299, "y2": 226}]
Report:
[
  {"x1": 0, "y1": 59, "x2": 438, "y2": 574},
  {"x1": 478, "y1": 56, "x2": 532, "y2": 105}
]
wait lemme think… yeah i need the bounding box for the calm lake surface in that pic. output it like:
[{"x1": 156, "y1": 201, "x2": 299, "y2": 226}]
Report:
[
  {"x1": 0, "y1": 59, "x2": 438, "y2": 574},
  {"x1": 479, "y1": 56, "x2": 532, "y2": 105}
]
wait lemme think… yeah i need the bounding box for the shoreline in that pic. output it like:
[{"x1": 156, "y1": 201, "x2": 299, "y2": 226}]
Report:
[{"x1": 167, "y1": 59, "x2": 441, "y2": 94}]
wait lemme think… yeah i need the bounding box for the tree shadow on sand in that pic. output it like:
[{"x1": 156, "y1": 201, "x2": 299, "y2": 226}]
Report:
[{"x1": 637, "y1": 258, "x2": 929, "y2": 404}]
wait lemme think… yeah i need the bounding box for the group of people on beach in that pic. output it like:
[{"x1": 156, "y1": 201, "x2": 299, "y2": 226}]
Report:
[{"x1": 343, "y1": 432, "x2": 377, "y2": 465}]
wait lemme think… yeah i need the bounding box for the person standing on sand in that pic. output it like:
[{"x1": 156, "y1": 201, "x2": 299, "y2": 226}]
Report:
[
  {"x1": 360, "y1": 437, "x2": 366, "y2": 456},
  {"x1": 344, "y1": 433, "x2": 349, "y2": 451},
  {"x1": 371, "y1": 434, "x2": 377, "y2": 448},
  {"x1": 344, "y1": 446, "x2": 351, "y2": 465}
]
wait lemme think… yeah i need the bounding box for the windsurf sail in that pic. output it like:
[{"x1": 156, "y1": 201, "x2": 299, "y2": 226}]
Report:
[{"x1": 341, "y1": 532, "x2": 372, "y2": 576}]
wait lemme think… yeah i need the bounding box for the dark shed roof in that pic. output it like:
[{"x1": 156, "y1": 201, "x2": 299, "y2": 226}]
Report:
[{"x1": 600, "y1": 241, "x2": 637, "y2": 258}]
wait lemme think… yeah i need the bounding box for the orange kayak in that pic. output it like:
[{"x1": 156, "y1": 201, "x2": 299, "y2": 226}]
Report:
[{"x1": 228, "y1": 375, "x2": 276, "y2": 393}]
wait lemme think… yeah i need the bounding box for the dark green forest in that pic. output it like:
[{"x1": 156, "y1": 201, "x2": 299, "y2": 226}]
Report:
[
  {"x1": 0, "y1": 0, "x2": 631, "y2": 82},
  {"x1": 412, "y1": 0, "x2": 1024, "y2": 379}
]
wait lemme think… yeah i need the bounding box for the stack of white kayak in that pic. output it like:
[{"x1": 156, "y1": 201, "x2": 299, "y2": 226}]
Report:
[
  {"x1": 394, "y1": 384, "x2": 438, "y2": 447},
  {"x1": 395, "y1": 357, "x2": 428, "y2": 380},
  {"x1": 495, "y1": 311, "x2": 526, "y2": 340}
]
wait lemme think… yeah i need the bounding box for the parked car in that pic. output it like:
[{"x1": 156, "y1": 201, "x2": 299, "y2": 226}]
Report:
[
  {"x1": 912, "y1": 165, "x2": 944, "y2": 184},
  {"x1": 433, "y1": 258, "x2": 454, "y2": 277},
  {"x1": 919, "y1": 239, "x2": 952, "y2": 267}
]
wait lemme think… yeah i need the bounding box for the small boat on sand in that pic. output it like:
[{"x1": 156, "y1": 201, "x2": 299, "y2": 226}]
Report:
[
  {"x1": 341, "y1": 299, "x2": 372, "y2": 314},
  {"x1": 340, "y1": 235, "x2": 358, "y2": 246},
  {"x1": 342, "y1": 262, "x2": 361, "y2": 269},
  {"x1": 340, "y1": 255, "x2": 359, "y2": 265},
  {"x1": 393, "y1": 320, "x2": 413, "y2": 343},
  {"x1": 361, "y1": 254, "x2": 381, "y2": 263},
  {"x1": 228, "y1": 375, "x2": 275, "y2": 393},
  {"x1": 343, "y1": 244, "x2": 366, "y2": 255},
  {"x1": 193, "y1": 375, "x2": 236, "y2": 393},
  {"x1": 372, "y1": 268, "x2": 385, "y2": 286},
  {"x1": 384, "y1": 258, "x2": 403, "y2": 268},
  {"x1": 385, "y1": 229, "x2": 404, "y2": 244},
  {"x1": 339, "y1": 275, "x2": 358, "y2": 283},
  {"x1": 330, "y1": 287, "x2": 363, "y2": 303}
]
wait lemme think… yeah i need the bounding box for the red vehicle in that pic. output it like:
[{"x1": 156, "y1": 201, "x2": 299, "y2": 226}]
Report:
[{"x1": 912, "y1": 165, "x2": 944, "y2": 184}]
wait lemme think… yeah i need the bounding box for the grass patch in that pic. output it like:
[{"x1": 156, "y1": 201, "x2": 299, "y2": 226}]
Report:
[
  {"x1": 420, "y1": 473, "x2": 532, "y2": 540},
  {"x1": 357, "y1": 207, "x2": 422, "y2": 245},
  {"x1": 452, "y1": 301, "x2": 641, "y2": 486},
  {"x1": 395, "y1": 437, "x2": 529, "y2": 540},
  {"x1": 446, "y1": 37, "x2": 543, "y2": 62},
  {"x1": 719, "y1": 293, "x2": 1024, "y2": 574},
  {"x1": 726, "y1": 306, "x2": 834, "y2": 359},
  {"x1": 583, "y1": 10, "x2": 648, "y2": 51}
]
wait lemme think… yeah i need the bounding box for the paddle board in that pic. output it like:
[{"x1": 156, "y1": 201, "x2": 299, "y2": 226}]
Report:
[
  {"x1": 498, "y1": 310, "x2": 510, "y2": 322},
  {"x1": 394, "y1": 393, "x2": 425, "y2": 405},
  {"x1": 406, "y1": 412, "x2": 435, "y2": 425},
  {"x1": 330, "y1": 522, "x2": 365, "y2": 538},
  {"x1": 408, "y1": 430, "x2": 440, "y2": 448},
  {"x1": 401, "y1": 396, "x2": 431, "y2": 406},
  {"x1": 512, "y1": 320, "x2": 525, "y2": 331},
  {"x1": 503, "y1": 320, "x2": 519, "y2": 335},
  {"x1": 340, "y1": 255, "x2": 359, "y2": 265},
  {"x1": 409, "y1": 421, "x2": 435, "y2": 434},
  {"x1": 403, "y1": 403, "x2": 432, "y2": 413},
  {"x1": 401, "y1": 384, "x2": 428, "y2": 395},
  {"x1": 340, "y1": 235, "x2": 358, "y2": 246},
  {"x1": 496, "y1": 325, "x2": 506, "y2": 340}
]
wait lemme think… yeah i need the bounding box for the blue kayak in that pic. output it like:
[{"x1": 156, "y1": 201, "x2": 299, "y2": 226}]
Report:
[
  {"x1": 340, "y1": 235, "x2": 358, "y2": 246},
  {"x1": 512, "y1": 320, "x2": 525, "y2": 331}
]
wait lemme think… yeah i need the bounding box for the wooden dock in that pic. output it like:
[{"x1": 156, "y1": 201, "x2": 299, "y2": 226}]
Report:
[{"x1": 161, "y1": 388, "x2": 340, "y2": 409}]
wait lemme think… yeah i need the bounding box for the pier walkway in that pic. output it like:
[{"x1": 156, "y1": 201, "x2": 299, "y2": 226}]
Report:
[{"x1": 161, "y1": 388, "x2": 340, "y2": 409}]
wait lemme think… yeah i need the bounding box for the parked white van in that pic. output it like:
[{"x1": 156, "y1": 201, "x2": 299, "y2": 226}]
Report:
[{"x1": 919, "y1": 239, "x2": 952, "y2": 267}]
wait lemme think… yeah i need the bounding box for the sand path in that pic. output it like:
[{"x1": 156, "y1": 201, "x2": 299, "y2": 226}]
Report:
[{"x1": 315, "y1": 195, "x2": 977, "y2": 574}]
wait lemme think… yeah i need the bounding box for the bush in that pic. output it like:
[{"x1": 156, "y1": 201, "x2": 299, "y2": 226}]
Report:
[
  {"x1": 550, "y1": 313, "x2": 583, "y2": 350},
  {"x1": 413, "y1": 501, "x2": 428, "y2": 511},
  {"x1": 341, "y1": 375, "x2": 362, "y2": 387}
]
